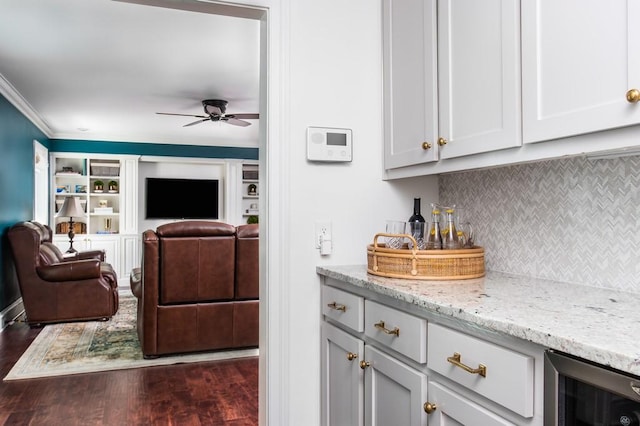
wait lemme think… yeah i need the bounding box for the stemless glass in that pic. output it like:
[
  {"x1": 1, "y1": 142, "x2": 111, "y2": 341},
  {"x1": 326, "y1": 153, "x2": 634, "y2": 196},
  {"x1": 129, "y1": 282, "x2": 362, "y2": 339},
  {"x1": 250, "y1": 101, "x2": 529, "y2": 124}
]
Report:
[
  {"x1": 407, "y1": 221, "x2": 427, "y2": 250},
  {"x1": 385, "y1": 220, "x2": 406, "y2": 249}
]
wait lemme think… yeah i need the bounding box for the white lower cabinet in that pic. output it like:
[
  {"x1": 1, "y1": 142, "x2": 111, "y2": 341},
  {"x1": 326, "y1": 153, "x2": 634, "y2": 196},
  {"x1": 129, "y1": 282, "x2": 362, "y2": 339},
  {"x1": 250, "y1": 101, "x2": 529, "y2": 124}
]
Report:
[
  {"x1": 426, "y1": 381, "x2": 515, "y2": 426},
  {"x1": 321, "y1": 278, "x2": 543, "y2": 425},
  {"x1": 364, "y1": 345, "x2": 428, "y2": 426},
  {"x1": 321, "y1": 322, "x2": 365, "y2": 426}
]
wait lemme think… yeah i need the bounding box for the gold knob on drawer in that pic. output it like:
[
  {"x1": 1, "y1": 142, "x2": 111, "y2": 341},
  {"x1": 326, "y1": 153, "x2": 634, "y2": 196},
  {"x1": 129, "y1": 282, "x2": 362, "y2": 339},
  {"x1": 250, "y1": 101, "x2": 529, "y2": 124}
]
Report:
[
  {"x1": 423, "y1": 402, "x2": 437, "y2": 414},
  {"x1": 627, "y1": 89, "x2": 640, "y2": 103},
  {"x1": 359, "y1": 360, "x2": 370, "y2": 369},
  {"x1": 437, "y1": 137, "x2": 447, "y2": 146},
  {"x1": 346, "y1": 352, "x2": 358, "y2": 361},
  {"x1": 422, "y1": 142, "x2": 432, "y2": 150}
]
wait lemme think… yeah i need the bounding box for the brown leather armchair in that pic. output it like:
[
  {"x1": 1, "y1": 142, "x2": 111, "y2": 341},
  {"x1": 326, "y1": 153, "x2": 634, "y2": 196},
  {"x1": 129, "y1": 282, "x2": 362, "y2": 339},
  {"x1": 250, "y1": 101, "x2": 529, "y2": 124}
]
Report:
[
  {"x1": 30, "y1": 221, "x2": 106, "y2": 262},
  {"x1": 133, "y1": 221, "x2": 259, "y2": 357},
  {"x1": 8, "y1": 221, "x2": 119, "y2": 327}
]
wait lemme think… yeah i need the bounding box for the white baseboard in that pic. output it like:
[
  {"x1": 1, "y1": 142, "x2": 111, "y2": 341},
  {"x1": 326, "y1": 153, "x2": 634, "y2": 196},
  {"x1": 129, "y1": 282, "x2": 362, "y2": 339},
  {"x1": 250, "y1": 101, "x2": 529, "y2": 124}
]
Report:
[{"x1": 1, "y1": 297, "x2": 25, "y2": 331}]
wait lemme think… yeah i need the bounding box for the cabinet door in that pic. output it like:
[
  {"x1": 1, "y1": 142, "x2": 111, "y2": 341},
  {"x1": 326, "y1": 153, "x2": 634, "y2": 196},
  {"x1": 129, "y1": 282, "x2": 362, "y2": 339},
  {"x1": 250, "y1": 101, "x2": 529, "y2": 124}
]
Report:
[
  {"x1": 87, "y1": 236, "x2": 120, "y2": 276},
  {"x1": 321, "y1": 322, "x2": 364, "y2": 426},
  {"x1": 363, "y1": 346, "x2": 428, "y2": 426},
  {"x1": 426, "y1": 382, "x2": 516, "y2": 426},
  {"x1": 437, "y1": 0, "x2": 522, "y2": 159},
  {"x1": 522, "y1": 1, "x2": 640, "y2": 143},
  {"x1": 383, "y1": 0, "x2": 438, "y2": 169}
]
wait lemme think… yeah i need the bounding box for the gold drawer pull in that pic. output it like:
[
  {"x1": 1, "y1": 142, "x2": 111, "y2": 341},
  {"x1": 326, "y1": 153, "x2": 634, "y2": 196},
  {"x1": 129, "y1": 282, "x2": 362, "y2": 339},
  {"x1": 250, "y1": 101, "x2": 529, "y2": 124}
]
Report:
[
  {"x1": 359, "y1": 360, "x2": 370, "y2": 369},
  {"x1": 327, "y1": 302, "x2": 346, "y2": 312},
  {"x1": 346, "y1": 352, "x2": 358, "y2": 361},
  {"x1": 422, "y1": 142, "x2": 432, "y2": 150},
  {"x1": 374, "y1": 321, "x2": 400, "y2": 337},
  {"x1": 627, "y1": 88, "x2": 640, "y2": 103},
  {"x1": 447, "y1": 352, "x2": 487, "y2": 377}
]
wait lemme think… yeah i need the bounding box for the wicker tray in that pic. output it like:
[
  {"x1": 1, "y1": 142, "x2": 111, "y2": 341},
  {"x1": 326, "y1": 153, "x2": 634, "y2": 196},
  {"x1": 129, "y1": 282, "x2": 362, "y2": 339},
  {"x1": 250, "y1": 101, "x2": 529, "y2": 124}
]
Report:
[{"x1": 367, "y1": 233, "x2": 485, "y2": 280}]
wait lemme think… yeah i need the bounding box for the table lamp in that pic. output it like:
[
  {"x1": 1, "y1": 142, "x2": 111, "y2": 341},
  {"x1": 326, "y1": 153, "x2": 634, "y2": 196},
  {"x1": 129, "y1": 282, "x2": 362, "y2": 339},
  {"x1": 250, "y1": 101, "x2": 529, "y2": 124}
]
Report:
[{"x1": 56, "y1": 196, "x2": 86, "y2": 253}]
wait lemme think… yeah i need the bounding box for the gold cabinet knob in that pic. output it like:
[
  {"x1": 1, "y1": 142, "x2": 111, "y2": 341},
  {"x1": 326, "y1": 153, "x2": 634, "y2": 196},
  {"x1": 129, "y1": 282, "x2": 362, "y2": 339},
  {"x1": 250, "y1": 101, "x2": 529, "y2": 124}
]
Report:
[
  {"x1": 346, "y1": 352, "x2": 358, "y2": 361},
  {"x1": 437, "y1": 137, "x2": 447, "y2": 146},
  {"x1": 423, "y1": 402, "x2": 437, "y2": 414},
  {"x1": 627, "y1": 89, "x2": 640, "y2": 103},
  {"x1": 359, "y1": 360, "x2": 370, "y2": 370},
  {"x1": 422, "y1": 142, "x2": 432, "y2": 150}
]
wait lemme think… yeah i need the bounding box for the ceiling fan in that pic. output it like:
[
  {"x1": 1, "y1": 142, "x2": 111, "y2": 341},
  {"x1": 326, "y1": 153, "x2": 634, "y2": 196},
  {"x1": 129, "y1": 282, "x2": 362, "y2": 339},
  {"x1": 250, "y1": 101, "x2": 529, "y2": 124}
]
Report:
[{"x1": 157, "y1": 99, "x2": 259, "y2": 127}]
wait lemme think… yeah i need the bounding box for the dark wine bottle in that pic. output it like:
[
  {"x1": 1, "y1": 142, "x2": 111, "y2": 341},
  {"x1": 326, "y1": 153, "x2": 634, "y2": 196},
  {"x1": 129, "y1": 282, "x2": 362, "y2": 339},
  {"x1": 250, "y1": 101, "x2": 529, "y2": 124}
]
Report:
[{"x1": 408, "y1": 198, "x2": 426, "y2": 239}]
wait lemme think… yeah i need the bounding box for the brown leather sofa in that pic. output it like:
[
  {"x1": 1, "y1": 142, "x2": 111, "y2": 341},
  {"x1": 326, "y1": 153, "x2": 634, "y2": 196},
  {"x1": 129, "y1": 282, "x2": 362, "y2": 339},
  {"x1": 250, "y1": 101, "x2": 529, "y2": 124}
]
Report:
[
  {"x1": 7, "y1": 221, "x2": 119, "y2": 327},
  {"x1": 131, "y1": 221, "x2": 259, "y2": 357}
]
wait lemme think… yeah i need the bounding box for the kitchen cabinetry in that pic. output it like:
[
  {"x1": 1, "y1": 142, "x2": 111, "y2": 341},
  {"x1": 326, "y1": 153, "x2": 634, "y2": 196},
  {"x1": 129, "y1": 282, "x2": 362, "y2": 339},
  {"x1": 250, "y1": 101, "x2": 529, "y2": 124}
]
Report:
[
  {"x1": 320, "y1": 277, "x2": 543, "y2": 425},
  {"x1": 51, "y1": 153, "x2": 139, "y2": 282},
  {"x1": 321, "y1": 285, "x2": 428, "y2": 426},
  {"x1": 521, "y1": 1, "x2": 640, "y2": 143},
  {"x1": 382, "y1": 0, "x2": 521, "y2": 169}
]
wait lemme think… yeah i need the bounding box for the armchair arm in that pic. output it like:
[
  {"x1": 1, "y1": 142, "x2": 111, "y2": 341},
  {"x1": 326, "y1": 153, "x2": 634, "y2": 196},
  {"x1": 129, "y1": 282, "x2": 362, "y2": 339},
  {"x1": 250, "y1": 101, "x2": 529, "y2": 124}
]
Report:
[
  {"x1": 37, "y1": 259, "x2": 102, "y2": 282},
  {"x1": 73, "y1": 249, "x2": 106, "y2": 262}
]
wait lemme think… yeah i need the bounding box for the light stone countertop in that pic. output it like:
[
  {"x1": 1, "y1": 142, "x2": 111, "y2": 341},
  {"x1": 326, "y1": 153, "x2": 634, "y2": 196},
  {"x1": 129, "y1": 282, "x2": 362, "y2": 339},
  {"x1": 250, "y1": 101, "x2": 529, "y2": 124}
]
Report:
[{"x1": 316, "y1": 265, "x2": 640, "y2": 376}]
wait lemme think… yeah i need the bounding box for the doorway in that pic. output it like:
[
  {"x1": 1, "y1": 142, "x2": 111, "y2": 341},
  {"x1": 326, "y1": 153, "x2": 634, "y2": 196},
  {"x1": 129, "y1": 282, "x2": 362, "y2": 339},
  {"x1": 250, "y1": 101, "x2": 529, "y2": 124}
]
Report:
[{"x1": 33, "y1": 140, "x2": 49, "y2": 224}]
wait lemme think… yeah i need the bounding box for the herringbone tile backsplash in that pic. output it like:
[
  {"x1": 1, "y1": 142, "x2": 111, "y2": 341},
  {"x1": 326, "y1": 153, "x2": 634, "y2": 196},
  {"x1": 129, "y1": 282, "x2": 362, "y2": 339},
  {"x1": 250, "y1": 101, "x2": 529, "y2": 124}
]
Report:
[{"x1": 439, "y1": 155, "x2": 640, "y2": 294}]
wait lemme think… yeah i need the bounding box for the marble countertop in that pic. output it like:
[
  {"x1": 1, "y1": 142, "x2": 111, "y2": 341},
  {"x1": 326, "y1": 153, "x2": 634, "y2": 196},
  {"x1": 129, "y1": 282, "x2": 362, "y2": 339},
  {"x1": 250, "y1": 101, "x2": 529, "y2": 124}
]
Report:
[{"x1": 316, "y1": 265, "x2": 640, "y2": 376}]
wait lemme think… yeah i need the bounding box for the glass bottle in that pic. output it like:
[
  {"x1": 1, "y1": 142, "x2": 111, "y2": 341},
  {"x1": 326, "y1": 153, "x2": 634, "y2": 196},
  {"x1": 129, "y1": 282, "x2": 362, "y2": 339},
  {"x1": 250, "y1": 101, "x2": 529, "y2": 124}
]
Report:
[
  {"x1": 425, "y1": 205, "x2": 442, "y2": 250},
  {"x1": 407, "y1": 198, "x2": 426, "y2": 243},
  {"x1": 442, "y1": 207, "x2": 461, "y2": 250}
]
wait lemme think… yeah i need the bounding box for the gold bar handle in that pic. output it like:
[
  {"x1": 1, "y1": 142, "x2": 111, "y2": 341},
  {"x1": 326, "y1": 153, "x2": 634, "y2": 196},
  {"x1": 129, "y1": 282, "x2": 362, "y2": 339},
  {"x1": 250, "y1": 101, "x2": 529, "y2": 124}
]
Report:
[
  {"x1": 374, "y1": 321, "x2": 400, "y2": 337},
  {"x1": 447, "y1": 352, "x2": 486, "y2": 377},
  {"x1": 327, "y1": 302, "x2": 346, "y2": 312}
]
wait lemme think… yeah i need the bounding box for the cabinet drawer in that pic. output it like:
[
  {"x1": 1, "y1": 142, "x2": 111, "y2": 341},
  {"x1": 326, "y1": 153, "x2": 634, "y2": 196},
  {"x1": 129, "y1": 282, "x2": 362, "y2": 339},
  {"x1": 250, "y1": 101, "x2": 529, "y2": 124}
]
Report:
[
  {"x1": 427, "y1": 323, "x2": 534, "y2": 418},
  {"x1": 364, "y1": 300, "x2": 426, "y2": 363},
  {"x1": 322, "y1": 285, "x2": 364, "y2": 332}
]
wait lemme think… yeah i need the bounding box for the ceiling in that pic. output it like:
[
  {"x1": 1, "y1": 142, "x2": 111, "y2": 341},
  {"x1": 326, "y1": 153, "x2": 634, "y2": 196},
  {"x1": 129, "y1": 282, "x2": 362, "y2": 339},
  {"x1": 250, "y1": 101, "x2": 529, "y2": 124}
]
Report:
[{"x1": 0, "y1": 0, "x2": 261, "y2": 147}]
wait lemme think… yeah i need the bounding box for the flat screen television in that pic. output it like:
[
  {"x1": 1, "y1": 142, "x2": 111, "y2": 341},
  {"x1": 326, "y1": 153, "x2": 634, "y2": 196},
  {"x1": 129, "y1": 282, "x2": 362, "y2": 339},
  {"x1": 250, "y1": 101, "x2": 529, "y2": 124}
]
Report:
[{"x1": 145, "y1": 177, "x2": 219, "y2": 219}]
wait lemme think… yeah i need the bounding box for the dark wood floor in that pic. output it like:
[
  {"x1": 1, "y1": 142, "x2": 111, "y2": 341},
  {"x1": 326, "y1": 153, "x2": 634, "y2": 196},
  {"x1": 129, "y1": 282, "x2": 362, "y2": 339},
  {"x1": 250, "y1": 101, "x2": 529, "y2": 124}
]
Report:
[{"x1": 0, "y1": 321, "x2": 258, "y2": 426}]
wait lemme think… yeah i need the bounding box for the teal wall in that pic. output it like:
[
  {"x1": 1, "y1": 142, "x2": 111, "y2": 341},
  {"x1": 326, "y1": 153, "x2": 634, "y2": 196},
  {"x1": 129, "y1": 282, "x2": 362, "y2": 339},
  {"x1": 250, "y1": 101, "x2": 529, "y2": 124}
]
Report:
[
  {"x1": 50, "y1": 139, "x2": 258, "y2": 160},
  {"x1": 0, "y1": 93, "x2": 259, "y2": 315},
  {"x1": 0, "y1": 95, "x2": 49, "y2": 312}
]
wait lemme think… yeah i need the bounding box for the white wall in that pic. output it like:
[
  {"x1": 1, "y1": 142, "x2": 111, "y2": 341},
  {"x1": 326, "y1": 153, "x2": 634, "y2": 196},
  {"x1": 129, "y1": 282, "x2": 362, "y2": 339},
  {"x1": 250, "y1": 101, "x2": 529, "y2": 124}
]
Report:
[{"x1": 282, "y1": 1, "x2": 437, "y2": 424}]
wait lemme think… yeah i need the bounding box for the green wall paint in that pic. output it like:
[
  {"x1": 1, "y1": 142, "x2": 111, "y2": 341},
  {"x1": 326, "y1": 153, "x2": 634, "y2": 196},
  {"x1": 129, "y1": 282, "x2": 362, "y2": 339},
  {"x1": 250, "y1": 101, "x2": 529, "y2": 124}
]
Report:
[
  {"x1": 0, "y1": 95, "x2": 49, "y2": 311},
  {"x1": 51, "y1": 139, "x2": 258, "y2": 160}
]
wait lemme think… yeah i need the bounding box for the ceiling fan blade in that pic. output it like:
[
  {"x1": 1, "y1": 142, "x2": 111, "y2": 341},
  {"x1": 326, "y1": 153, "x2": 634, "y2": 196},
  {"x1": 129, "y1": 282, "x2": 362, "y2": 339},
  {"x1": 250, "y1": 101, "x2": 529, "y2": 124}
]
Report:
[
  {"x1": 183, "y1": 118, "x2": 210, "y2": 127},
  {"x1": 204, "y1": 104, "x2": 224, "y2": 116},
  {"x1": 157, "y1": 112, "x2": 208, "y2": 118},
  {"x1": 231, "y1": 113, "x2": 260, "y2": 120},
  {"x1": 224, "y1": 117, "x2": 251, "y2": 127}
]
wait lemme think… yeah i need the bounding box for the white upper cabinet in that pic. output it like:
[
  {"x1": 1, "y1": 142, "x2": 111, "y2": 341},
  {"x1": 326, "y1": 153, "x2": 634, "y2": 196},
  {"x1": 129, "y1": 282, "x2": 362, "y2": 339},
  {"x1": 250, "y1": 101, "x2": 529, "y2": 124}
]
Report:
[
  {"x1": 522, "y1": 0, "x2": 640, "y2": 143},
  {"x1": 437, "y1": 0, "x2": 522, "y2": 159},
  {"x1": 383, "y1": 0, "x2": 522, "y2": 169},
  {"x1": 383, "y1": 0, "x2": 438, "y2": 168}
]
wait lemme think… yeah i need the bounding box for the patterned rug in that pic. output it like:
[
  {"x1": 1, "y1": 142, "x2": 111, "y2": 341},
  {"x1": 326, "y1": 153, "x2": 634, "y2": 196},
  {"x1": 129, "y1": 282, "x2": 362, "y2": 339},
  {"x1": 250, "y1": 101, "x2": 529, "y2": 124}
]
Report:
[{"x1": 4, "y1": 294, "x2": 258, "y2": 381}]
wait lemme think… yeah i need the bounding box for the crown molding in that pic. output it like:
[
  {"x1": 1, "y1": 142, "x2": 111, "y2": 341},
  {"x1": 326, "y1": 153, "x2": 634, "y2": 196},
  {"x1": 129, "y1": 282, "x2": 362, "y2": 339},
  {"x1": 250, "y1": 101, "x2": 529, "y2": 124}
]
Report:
[{"x1": 0, "y1": 73, "x2": 53, "y2": 138}]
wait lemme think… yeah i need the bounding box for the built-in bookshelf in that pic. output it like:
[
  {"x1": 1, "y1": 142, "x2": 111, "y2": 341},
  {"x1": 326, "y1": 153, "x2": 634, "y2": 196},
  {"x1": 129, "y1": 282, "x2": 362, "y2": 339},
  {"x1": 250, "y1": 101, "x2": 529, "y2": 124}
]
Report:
[
  {"x1": 50, "y1": 153, "x2": 139, "y2": 283},
  {"x1": 241, "y1": 163, "x2": 259, "y2": 223}
]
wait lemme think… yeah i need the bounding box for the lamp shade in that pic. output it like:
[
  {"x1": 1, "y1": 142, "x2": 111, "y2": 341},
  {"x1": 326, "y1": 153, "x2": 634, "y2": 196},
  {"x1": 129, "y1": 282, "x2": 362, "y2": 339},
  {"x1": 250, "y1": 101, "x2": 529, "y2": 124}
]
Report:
[{"x1": 56, "y1": 196, "x2": 86, "y2": 218}]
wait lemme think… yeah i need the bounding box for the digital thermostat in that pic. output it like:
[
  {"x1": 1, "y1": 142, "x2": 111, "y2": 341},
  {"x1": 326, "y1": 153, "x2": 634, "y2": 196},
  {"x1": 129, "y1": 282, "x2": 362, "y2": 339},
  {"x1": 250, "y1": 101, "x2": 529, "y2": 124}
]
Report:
[{"x1": 306, "y1": 127, "x2": 352, "y2": 162}]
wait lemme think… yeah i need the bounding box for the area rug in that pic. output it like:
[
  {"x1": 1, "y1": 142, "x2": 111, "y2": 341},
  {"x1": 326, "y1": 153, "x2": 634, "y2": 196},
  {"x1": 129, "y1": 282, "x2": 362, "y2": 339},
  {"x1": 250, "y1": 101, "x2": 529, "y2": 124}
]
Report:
[{"x1": 4, "y1": 294, "x2": 258, "y2": 381}]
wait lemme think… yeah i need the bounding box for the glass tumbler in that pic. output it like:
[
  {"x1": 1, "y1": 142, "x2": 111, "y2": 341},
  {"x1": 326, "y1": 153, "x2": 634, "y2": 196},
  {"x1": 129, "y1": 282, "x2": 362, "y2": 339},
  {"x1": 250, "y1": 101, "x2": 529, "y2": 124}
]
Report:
[
  {"x1": 385, "y1": 220, "x2": 406, "y2": 249},
  {"x1": 407, "y1": 221, "x2": 427, "y2": 250}
]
